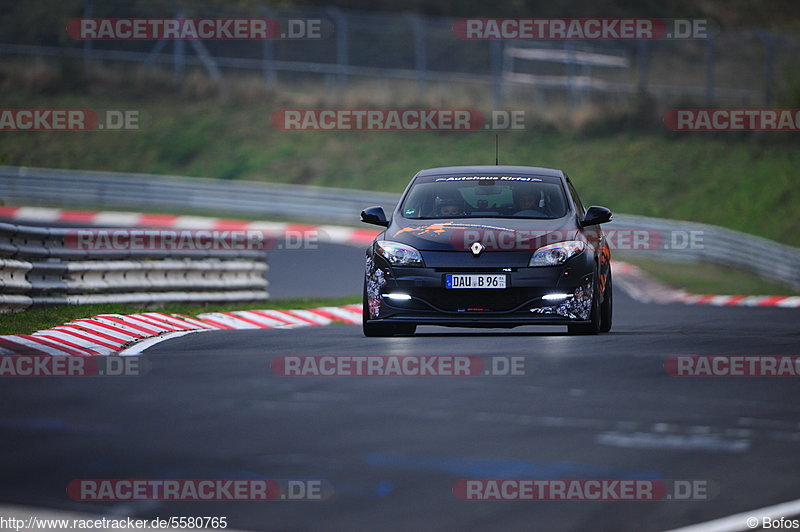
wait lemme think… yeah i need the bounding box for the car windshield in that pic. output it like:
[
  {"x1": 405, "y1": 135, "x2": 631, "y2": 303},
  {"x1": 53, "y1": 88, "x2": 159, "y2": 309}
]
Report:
[{"x1": 400, "y1": 175, "x2": 568, "y2": 219}]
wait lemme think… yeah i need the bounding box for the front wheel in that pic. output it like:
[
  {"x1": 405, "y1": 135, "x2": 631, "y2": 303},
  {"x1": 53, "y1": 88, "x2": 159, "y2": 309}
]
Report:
[
  {"x1": 362, "y1": 283, "x2": 416, "y2": 337},
  {"x1": 567, "y1": 276, "x2": 601, "y2": 335},
  {"x1": 599, "y1": 271, "x2": 613, "y2": 333}
]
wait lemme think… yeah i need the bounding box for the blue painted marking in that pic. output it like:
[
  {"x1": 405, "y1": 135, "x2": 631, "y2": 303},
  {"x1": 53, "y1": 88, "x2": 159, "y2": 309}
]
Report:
[
  {"x1": 366, "y1": 453, "x2": 660, "y2": 479},
  {"x1": 374, "y1": 481, "x2": 394, "y2": 497}
]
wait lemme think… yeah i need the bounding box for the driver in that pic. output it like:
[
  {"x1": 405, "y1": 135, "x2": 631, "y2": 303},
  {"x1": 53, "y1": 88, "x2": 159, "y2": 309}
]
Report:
[
  {"x1": 437, "y1": 197, "x2": 465, "y2": 217},
  {"x1": 514, "y1": 191, "x2": 543, "y2": 216}
]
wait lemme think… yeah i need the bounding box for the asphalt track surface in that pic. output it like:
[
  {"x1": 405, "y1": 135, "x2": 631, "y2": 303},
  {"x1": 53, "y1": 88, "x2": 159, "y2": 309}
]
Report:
[
  {"x1": 267, "y1": 243, "x2": 366, "y2": 299},
  {"x1": 1, "y1": 242, "x2": 800, "y2": 531}
]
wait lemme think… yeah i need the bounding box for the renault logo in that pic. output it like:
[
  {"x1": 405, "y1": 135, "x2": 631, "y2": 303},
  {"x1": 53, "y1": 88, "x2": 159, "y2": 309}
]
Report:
[{"x1": 470, "y1": 242, "x2": 484, "y2": 256}]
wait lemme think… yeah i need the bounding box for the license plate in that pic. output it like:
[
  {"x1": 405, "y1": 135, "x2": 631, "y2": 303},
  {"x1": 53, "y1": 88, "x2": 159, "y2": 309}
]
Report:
[{"x1": 445, "y1": 274, "x2": 507, "y2": 289}]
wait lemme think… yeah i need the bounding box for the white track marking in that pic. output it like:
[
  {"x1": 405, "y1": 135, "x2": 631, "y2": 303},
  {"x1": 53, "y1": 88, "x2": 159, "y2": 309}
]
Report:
[
  {"x1": 596, "y1": 431, "x2": 750, "y2": 452},
  {"x1": 119, "y1": 330, "x2": 209, "y2": 356},
  {"x1": 663, "y1": 497, "x2": 800, "y2": 532}
]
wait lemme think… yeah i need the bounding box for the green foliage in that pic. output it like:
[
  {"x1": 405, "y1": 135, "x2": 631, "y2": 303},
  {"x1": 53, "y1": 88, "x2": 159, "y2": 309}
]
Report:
[{"x1": 2, "y1": 87, "x2": 798, "y2": 246}]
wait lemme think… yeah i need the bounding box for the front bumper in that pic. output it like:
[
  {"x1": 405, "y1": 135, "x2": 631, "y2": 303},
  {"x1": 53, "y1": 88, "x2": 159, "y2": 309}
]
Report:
[{"x1": 365, "y1": 251, "x2": 595, "y2": 327}]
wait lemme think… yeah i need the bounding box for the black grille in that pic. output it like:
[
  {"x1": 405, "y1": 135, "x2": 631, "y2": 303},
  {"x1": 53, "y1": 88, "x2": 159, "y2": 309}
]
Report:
[{"x1": 414, "y1": 288, "x2": 536, "y2": 312}]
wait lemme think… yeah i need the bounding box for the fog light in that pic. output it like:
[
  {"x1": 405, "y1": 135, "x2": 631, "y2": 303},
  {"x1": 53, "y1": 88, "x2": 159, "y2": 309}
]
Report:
[
  {"x1": 384, "y1": 293, "x2": 412, "y2": 300},
  {"x1": 542, "y1": 293, "x2": 571, "y2": 301}
]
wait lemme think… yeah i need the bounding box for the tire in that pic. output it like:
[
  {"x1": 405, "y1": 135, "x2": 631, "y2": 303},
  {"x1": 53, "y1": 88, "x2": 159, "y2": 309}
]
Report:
[
  {"x1": 599, "y1": 271, "x2": 613, "y2": 333},
  {"x1": 567, "y1": 275, "x2": 601, "y2": 335},
  {"x1": 362, "y1": 282, "x2": 416, "y2": 337}
]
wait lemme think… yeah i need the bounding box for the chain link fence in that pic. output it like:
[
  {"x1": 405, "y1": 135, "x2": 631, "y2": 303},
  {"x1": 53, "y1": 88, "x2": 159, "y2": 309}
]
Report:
[{"x1": 1, "y1": 0, "x2": 799, "y2": 107}]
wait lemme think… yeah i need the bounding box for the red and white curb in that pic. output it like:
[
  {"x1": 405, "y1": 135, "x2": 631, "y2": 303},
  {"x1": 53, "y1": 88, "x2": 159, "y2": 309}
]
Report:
[
  {"x1": 613, "y1": 261, "x2": 800, "y2": 308},
  {"x1": 0, "y1": 205, "x2": 380, "y2": 247},
  {"x1": 2, "y1": 206, "x2": 796, "y2": 312},
  {"x1": 0, "y1": 305, "x2": 362, "y2": 357}
]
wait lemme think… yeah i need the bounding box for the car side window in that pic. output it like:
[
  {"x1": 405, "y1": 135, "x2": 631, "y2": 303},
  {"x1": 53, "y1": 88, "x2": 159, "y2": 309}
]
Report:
[{"x1": 566, "y1": 179, "x2": 586, "y2": 217}]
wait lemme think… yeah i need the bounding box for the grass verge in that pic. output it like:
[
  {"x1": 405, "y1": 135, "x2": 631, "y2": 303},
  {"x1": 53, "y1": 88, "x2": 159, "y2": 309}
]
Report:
[
  {"x1": 1, "y1": 71, "x2": 799, "y2": 246},
  {"x1": 0, "y1": 296, "x2": 361, "y2": 336},
  {"x1": 618, "y1": 257, "x2": 800, "y2": 296}
]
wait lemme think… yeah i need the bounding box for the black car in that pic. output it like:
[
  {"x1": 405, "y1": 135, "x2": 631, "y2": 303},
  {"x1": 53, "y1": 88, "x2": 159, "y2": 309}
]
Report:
[{"x1": 359, "y1": 165, "x2": 613, "y2": 337}]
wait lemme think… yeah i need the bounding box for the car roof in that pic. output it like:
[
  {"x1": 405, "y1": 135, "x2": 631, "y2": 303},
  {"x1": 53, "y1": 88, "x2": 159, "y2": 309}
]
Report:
[{"x1": 414, "y1": 165, "x2": 564, "y2": 178}]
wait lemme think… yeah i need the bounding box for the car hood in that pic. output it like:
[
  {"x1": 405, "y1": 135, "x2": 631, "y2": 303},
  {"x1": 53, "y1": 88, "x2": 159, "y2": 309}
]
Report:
[{"x1": 384, "y1": 217, "x2": 579, "y2": 252}]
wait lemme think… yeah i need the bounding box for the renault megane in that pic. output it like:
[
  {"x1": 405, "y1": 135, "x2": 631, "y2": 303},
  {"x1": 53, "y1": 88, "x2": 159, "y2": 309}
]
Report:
[{"x1": 360, "y1": 165, "x2": 613, "y2": 337}]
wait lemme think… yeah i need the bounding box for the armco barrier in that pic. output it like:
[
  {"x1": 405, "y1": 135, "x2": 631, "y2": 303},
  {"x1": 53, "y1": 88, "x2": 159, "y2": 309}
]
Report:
[
  {"x1": 1, "y1": 165, "x2": 798, "y2": 290},
  {"x1": 0, "y1": 166, "x2": 397, "y2": 225},
  {"x1": 608, "y1": 213, "x2": 800, "y2": 290},
  {"x1": 0, "y1": 222, "x2": 269, "y2": 312}
]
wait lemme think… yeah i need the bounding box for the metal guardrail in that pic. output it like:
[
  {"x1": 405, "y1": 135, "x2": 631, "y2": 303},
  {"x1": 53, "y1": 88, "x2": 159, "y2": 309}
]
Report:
[
  {"x1": 608, "y1": 214, "x2": 800, "y2": 290},
  {"x1": 1, "y1": 165, "x2": 799, "y2": 290},
  {"x1": 0, "y1": 220, "x2": 269, "y2": 312},
  {"x1": 0, "y1": 166, "x2": 398, "y2": 226}
]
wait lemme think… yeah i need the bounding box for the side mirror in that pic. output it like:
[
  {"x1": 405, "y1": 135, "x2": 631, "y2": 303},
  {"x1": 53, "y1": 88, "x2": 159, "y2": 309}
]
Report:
[
  {"x1": 360, "y1": 206, "x2": 389, "y2": 227},
  {"x1": 580, "y1": 206, "x2": 613, "y2": 227}
]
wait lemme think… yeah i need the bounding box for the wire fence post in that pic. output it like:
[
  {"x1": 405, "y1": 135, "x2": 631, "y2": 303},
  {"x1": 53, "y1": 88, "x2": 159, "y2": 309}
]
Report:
[
  {"x1": 82, "y1": 0, "x2": 93, "y2": 71},
  {"x1": 490, "y1": 39, "x2": 503, "y2": 107},
  {"x1": 637, "y1": 39, "x2": 650, "y2": 94},
  {"x1": 566, "y1": 41, "x2": 577, "y2": 107},
  {"x1": 755, "y1": 29, "x2": 775, "y2": 107},
  {"x1": 173, "y1": 39, "x2": 185, "y2": 86},
  {"x1": 172, "y1": 5, "x2": 185, "y2": 86},
  {"x1": 328, "y1": 8, "x2": 349, "y2": 91},
  {"x1": 182, "y1": 7, "x2": 222, "y2": 85},
  {"x1": 705, "y1": 34, "x2": 715, "y2": 105},
  {"x1": 261, "y1": 4, "x2": 276, "y2": 88},
  {"x1": 406, "y1": 13, "x2": 427, "y2": 92}
]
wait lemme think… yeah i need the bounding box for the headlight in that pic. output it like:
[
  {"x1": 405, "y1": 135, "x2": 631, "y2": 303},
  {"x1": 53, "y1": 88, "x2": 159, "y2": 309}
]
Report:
[
  {"x1": 529, "y1": 241, "x2": 585, "y2": 266},
  {"x1": 375, "y1": 240, "x2": 424, "y2": 266}
]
